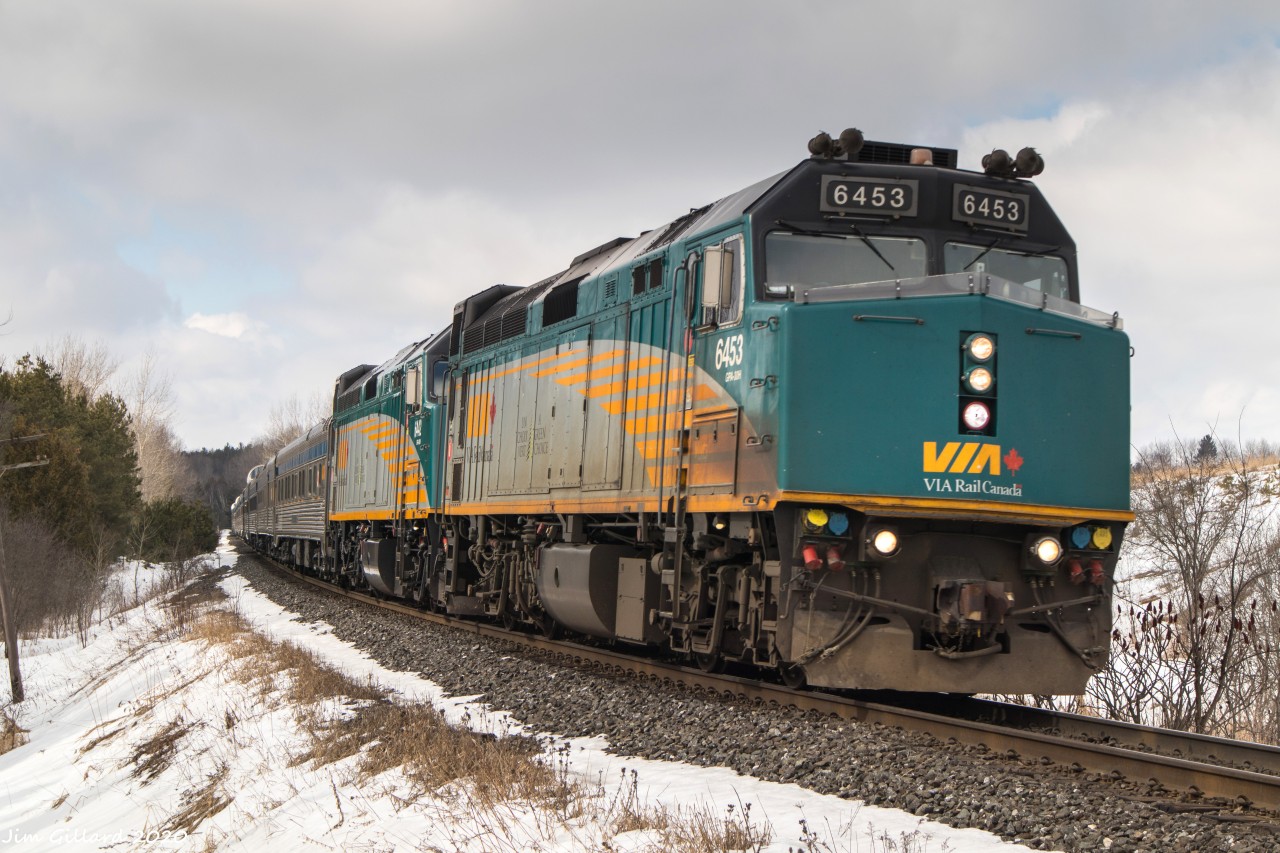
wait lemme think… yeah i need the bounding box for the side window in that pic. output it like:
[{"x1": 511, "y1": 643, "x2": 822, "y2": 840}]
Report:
[
  {"x1": 647, "y1": 257, "x2": 664, "y2": 291},
  {"x1": 699, "y1": 235, "x2": 744, "y2": 328},
  {"x1": 719, "y1": 237, "x2": 743, "y2": 327},
  {"x1": 429, "y1": 359, "x2": 449, "y2": 402},
  {"x1": 406, "y1": 364, "x2": 422, "y2": 410},
  {"x1": 631, "y1": 258, "x2": 666, "y2": 295}
]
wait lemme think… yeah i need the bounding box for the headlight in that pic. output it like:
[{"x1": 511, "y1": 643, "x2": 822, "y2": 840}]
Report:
[
  {"x1": 961, "y1": 401, "x2": 991, "y2": 431},
  {"x1": 870, "y1": 528, "x2": 900, "y2": 557},
  {"x1": 963, "y1": 366, "x2": 994, "y2": 395},
  {"x1": 964, "y1": 333, "x2": 995, "y2": 362},
  {"x1": 1031, "y1": 535, "x2": 1062, "y2": 565}
]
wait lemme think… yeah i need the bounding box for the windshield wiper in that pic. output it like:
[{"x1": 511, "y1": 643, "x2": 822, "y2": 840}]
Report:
[
  {"x1": 775, "y1": 219, "x2": 845, "y2": 240},
  {"x1": 845, "y1": 221, "x2": 895, "y2": 272},
  {"x1": 775, "y1": 219, "x2": 895, "y2": 272},
  {"x1": 964, "y1": 237, "x2": 1002, "y2": 271}
]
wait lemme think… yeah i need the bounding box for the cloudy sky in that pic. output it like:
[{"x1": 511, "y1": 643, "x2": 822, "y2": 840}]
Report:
[{"x1": 1, "y1": 1, "x2": 1278, "y2": 452}]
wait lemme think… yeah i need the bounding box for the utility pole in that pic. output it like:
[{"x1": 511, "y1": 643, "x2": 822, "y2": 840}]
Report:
[{"x1": 0, "y1": 434, "x2": 49, "y2": 704}]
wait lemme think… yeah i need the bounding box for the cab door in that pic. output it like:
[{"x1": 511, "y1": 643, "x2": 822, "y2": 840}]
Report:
[
  {"x1": 688, "y1": 234, "x2": 746, "y2": 496},
  {"x1": 401, "y1": 359, "x2": 427, "y2": 515}
]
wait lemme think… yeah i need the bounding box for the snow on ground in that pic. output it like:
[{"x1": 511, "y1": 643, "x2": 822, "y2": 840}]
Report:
[{"x1": 0, "y1": 536, "x2": 1043, "y2": 852}]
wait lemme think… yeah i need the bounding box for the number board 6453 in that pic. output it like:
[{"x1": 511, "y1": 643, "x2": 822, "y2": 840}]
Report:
[
  {"x1": 952, "y1": 184, "x2": 1030, "y2": 232},
  {"x1": 819, "y1": 176, "x2": 919, "y2": 217}
]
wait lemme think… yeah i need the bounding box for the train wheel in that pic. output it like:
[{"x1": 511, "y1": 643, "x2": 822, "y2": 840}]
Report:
[
  {"x1": 778, "y1": 663, "x2": 807, "y2": 690},
  {"x1": 693, "y1": 652, "x2": 725, "y2": 674},
  {"x1": 538, "y1": 616, "x2": 561, "y2": 640}
]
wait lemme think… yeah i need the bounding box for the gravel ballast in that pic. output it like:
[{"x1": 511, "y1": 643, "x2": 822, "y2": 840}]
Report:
[{"x1": 226, "y1": 553, "x2": 1280, "y2": 852}]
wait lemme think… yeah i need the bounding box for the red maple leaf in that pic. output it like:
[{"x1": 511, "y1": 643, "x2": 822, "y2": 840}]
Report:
[{"x1": 1003, "y1": 447, "x2": 1025, "y2": 475}]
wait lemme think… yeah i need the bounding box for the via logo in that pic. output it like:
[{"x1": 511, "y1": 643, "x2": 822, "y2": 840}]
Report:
[{"x1": 922, "y1": 442, "x2": 1025, "y2": 476}]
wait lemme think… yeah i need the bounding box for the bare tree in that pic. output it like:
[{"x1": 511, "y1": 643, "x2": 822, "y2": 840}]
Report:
[
  {"x1": 36, "y1": 335, "x2": 119, "y2": 402},
  {"x1": 122, "y1": 350, "x2": 193, "y2": 500},
  {"x1": 259, "y1": 390, "x2": 328, "y2": 453},
  {"x1": 1090, "y1": 432, "x2": 1280, "y2": 741}
]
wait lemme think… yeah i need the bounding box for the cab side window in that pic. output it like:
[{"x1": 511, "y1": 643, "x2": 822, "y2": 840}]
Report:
[{"x1": 700, "y1": 235, "x2": 744, "y2": 328}]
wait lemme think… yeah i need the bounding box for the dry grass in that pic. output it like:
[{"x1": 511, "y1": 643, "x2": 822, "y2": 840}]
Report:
[
  {"x1": 180, "y1": 604, "x2": 775, "y2": 851},
  {"x1": 189, "y1": 607, "x2": 570, "y2": 812},
  {"x1": 649, "y1": 800, "x2": 771, "y2": 852},
  {"x1": 0, "y1": 711, "x2": 27, "y2": 755},
  {"x1": 77, "y1": 721, "x2": 128, "y2": 757},
  {"x1": 593, "y1": 768, "x2": 772, "y2": 852},
  {"x1": 159, "y1": 762, "x2": 233, "y2": 836},
  {"x1": 601, "y1": 768, "x2": 670, "y2": 836},
  {"x1": 128, "y1": 717, "x2": 195, "y2": 783}
]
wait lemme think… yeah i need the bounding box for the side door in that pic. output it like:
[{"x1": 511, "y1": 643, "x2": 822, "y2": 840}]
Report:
[{"x1": 688, "y1": 233, "x2": 747, "y2": 495}]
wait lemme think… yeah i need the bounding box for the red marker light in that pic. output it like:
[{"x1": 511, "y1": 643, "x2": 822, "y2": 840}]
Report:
[{"x1": 803, "y1": 544, "x2": 822, "y2": 571}]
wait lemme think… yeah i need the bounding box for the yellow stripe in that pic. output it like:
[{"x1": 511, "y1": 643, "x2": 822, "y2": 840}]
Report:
[
  {"x1": 468, "y1": 349, "x2": 586, "y2": 386},
  {"x1": 330, "y1": 510, "x2": 400, "y2": 521},
  {"x1": 585, "y1": 367, "x2": 688, "y2": 399},
  {"x1": 443, "y1": 493, "x2": 761, "y2": 516},
  {"x1": 773, "y1": 491, "x2": 1134, "y2": 525},
  {"x1": 467, "y1": 392, "x2": 494, "y2": 437},
  {"x1": 438, "y1": 492, "x2": 1133, "y2": 523},
  {"x1": 555, "y1": 360, "x2": 630, "y2": 387},
  {"x1": 530, "y1": 352, "x2": 593, "y2": 378}
]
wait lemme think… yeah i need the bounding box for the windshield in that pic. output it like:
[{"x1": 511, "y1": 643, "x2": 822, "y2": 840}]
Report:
[
  {"x1": 944, "y1": 242, "x2": 1069, "y2": 300},
  {"x1": 765, "y1": 232, "x2": 927, "y2": 295}
]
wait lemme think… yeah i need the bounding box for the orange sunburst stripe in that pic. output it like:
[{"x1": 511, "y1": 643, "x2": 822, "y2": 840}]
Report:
[
  {"x1": 584, "y1": 367, "x2": 688, "y2": 399},
  {"x1": 645, "y1": 464, "x2": 685, "y2": 487},
  {"x1": 603, "y1": 384, "x2": 716, "y2": 415},
  {"x1": 624, "y1": 412, "x2": 682, "y2": 435},
  {"x1": 529, "y1": 348, "x2": 620, "y2": 378},
  {"x1": 468, "y1": 349, "x2": 585, "y2": 386},
  {"x1": 554, "y1": 361, "x2": 627, "y2": 387},
  {"x1": 633, "y1": 439, "x2": 682, "y2": 460},
  {"x1": 555, "y1": 355, "x2": 661, "y2": 388},
  {"x1": 622, "y1": 390, "x2": 718, "y2": 434}
]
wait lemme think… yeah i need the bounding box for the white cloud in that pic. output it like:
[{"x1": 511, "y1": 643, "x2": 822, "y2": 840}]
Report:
[{"x1": 184, "y1": 312, "x2": 264, "y2": 340}]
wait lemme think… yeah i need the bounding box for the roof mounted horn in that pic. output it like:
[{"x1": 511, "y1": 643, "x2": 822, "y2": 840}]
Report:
[{"x1": 808, "y1": 127, "x2": 864, "y2": 160}]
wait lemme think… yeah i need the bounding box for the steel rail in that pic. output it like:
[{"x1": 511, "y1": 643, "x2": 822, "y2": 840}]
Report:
[
  {"x1": 253, "y1": 554, "x2": 1280, "y2": 814},
  {"x1": 898, "y1": 695, "x2": 1280, "y2": 777}
]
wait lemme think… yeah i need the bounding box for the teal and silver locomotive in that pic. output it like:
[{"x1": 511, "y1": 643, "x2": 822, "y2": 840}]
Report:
[{"x1": 238, "y1": 129, "x2": 1131, "y2": 695}]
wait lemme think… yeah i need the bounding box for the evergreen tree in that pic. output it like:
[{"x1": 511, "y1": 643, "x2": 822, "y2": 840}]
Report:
[
  {"x1": 0, "y1": 356, "x2": 141, "y2": 553},
  {"x1": 130, "y1": 497, "x2": 218, "y2": 563}
]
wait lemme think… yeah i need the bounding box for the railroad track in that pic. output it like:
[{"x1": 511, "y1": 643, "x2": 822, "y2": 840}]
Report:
[{"x1": 248, "y1": 552, "x2": 1280, "y2": 820}]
